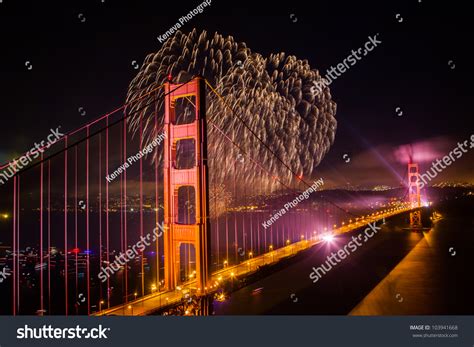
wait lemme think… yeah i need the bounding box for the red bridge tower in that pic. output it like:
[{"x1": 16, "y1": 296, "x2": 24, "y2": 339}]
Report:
[
  {"x1": 163, "y1": 77, "x2": 210, "y2": 292},
  {"x1": 408, "y1": 162, "x2": 422, "y2": 229}
]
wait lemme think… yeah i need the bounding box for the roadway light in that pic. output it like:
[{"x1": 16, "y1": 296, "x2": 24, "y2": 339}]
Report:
[{"x1": 322, "y1": 234, "x2": 334, "y2": 243}]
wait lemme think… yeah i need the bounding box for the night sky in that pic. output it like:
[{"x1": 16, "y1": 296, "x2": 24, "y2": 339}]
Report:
[{"x1": 0, "y1": 0, "x2": 472, "y2": 189}]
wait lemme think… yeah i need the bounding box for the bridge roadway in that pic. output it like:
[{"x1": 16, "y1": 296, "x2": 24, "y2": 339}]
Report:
[
  {"x1": 96, "y1": 206, "x2": 413, "y2": 316},
  {"x1": 350, "y1": 198, "x2": 474, "y2": 315}
]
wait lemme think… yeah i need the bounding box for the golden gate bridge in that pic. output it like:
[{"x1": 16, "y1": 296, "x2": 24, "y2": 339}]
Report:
[{"x1": 0, "y1": 76, "x2": 421, "y2": 316}]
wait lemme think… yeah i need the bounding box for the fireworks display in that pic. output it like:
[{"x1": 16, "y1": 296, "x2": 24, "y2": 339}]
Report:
[{"x1": 126, "y1": 29, "x2": 337, "y2": 192}]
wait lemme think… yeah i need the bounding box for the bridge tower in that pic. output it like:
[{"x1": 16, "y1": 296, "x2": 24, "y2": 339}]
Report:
[
  {"x1": 163, "y1": 77, "x2": 211, "y2": 292},
  {"x1": 408, "y1": 162, "x2": 422, "y2": 228}
]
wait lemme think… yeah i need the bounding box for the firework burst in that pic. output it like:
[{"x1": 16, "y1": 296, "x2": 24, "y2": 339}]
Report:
[{"x1": 126, "y1": 29, "x2": 337, "y2": 193}]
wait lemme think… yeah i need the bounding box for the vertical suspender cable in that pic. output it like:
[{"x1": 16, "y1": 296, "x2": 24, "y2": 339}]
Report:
[
  {"x1": 48, "y1": 160, "x2": 51, "y2": 313},
  {"x1": 106, "y1": 118, "x2": 110, "y2": 308},
  {"x1": 64, "y1": 137, "x2": 68, "y2": 315},
  {"x1": 86, "y1": 128, "x2": 90, "y2": 315},
  {"x1": 40, "y1": 154, "x2": 44, "y2": 314}
]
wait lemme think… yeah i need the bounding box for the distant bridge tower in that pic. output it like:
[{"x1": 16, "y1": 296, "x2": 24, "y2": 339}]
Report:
[
  {"x1": 407, "y1": 163, "x2": 422, "y2": 228},
  {"x1": 163, "y1": 77, "x2": 211, "y2": 292}
]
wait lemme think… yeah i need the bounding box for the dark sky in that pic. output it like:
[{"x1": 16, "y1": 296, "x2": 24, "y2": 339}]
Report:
[{"x1": 0, "y1": 0, "x2": 472, "y2": 188}]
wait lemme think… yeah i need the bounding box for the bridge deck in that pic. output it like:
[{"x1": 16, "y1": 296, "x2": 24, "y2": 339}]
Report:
[{"x1": 96, "y1": 207, "x2": 412, "y2": 316}]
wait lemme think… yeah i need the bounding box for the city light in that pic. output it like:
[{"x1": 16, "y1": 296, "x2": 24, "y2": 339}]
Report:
[
  {"x1": 215, "y1": 292, "x2": 226, "y2": 302},
  {"x1": 71, "y1": 247, "x2": 80, "y2": 254}
]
